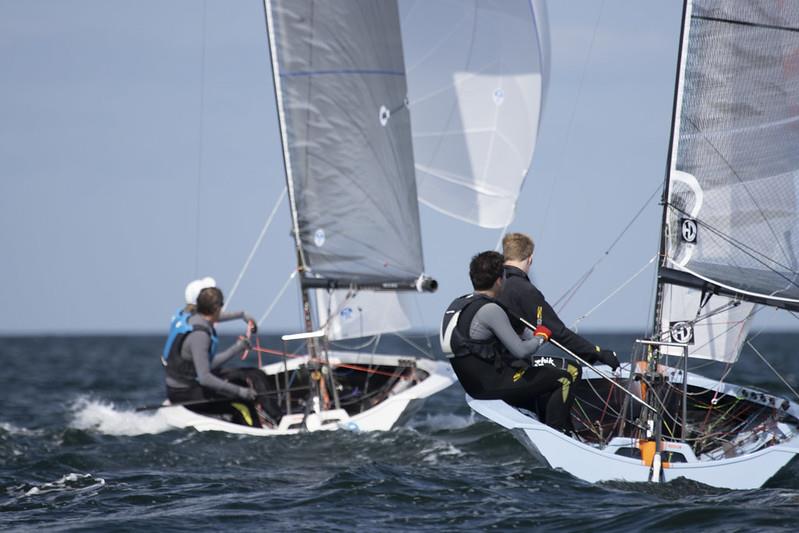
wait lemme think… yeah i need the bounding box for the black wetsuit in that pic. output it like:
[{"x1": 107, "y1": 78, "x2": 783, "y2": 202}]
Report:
[
  {"x1": 443, "y1": 293, "x2": 581, "y2": 432},
  {"x1": 498, "y1": 266, "x2": 599, "y2": 358}
]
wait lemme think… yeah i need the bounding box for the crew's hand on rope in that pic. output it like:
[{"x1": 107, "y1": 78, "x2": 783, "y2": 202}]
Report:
[{"x1": 244, "y1": 315, "x2": 258, "y2": 335}]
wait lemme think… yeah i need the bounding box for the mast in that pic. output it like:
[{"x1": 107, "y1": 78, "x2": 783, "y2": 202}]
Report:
[{"x1": 652, "y1": 0, "x2": 692, "y2": 343}]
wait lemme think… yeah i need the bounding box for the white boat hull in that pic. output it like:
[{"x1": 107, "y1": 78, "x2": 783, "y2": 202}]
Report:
[
  {"x1": 162, "y1": 351, "x2": 455, "y2": 436},
  {"x1": 467, "y1": 365, "x2": 799, "y2": 489}
]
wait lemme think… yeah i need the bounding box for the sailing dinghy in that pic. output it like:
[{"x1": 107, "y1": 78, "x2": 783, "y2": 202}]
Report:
[
  {"x1": 467, "y1": 0, "x2": 799, "y2": 489},
  {"x1": 163, "y1": 0, "x2": 457, "y2": 436}
]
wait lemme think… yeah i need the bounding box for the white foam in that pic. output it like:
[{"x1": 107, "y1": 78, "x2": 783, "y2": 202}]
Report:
[
  {"x1": 69, "y1": 397, "x2": 173, "y2": 436},
  {"x1": 421, "y1": 441, "x2": 464, "y2": 464},
  {"x1": 0, "y1": 421, "x2": 44, "y2": 436},
  {"x1": 23, "y1": 473, "x2": 105, "y2": 497},
  {"x1": 408, "y1": 412, "x2": 476, "y2": 431}
]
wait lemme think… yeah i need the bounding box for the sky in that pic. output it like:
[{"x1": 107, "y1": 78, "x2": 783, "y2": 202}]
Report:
[{"x1": 1, "y1": 0, "x2": 796, "y2": 335}]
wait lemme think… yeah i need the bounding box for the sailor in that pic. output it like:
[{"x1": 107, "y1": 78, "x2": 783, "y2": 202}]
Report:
[
  {"x1": 164, "y1": 286, "x2": 278, "y2": 427},
  {"x1": 442, "y1": 251, "x2": 582, "y2": 433},
  {"x1": 498, "y1": 233, "x2": 620, "y2": 368},
  {"x1": 161, "y1": 276, "x2": 258, "y2": 364}
]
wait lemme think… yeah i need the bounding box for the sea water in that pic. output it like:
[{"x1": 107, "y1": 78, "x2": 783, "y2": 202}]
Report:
[{"x1": 2, "y1": 334, "x2": 799, "y2": 531}]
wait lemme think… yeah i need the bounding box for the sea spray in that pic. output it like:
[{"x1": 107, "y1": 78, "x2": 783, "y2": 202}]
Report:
[{"x1": 69, "y1": 397, "x2": 172, "y2": 436}]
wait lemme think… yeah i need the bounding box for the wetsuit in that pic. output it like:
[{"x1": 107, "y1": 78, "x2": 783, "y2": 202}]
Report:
[
  {"x1": 442, "y1": 293, "x2": 581, "y2": 432},
  {"x1": 498, "y1": 265, "x2": 599, "y2": 358},
  {"x1": 165, "y1": 315, "x2": 280, "y2": 426}
]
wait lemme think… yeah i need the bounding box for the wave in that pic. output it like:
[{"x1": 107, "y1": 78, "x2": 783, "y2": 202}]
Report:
[
  {"x1": 0, "y1": 422, "x2": 45, "y2": 437},
  {"x1": 21, "y1": 473, "x2": 106, "y2": 497},
  {"x1": 408, "y1": 412, "x2": 477, "y2": 432},
  {"x1": 69, "y1": 397, "x2": 173, "y2": 436}
]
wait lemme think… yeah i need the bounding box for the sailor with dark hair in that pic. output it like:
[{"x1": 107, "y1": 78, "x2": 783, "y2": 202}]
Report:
[
  {"x1": 441, "y1": 251, "x2": 582, "y2": 433},
  {"x1": 164, "y1": 286, "x2": 279, "y2": 427}
]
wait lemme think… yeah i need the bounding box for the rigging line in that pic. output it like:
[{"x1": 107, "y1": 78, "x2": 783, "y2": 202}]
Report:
[
  {"x1": 683, "y1": 116, "x2": 792, "y2": 266},
  {"x1": 193, "y1": 0, "x2": 208, "y2": 278},
  {"x1": 571, "y1": 255, "x2": 656, "y2": 329},
  {"x1": 394, "y1": 330, "x2": 433, "y2": 358},
  {"x1": 747, "y1": 340, "x2": 799, "y2": 403},
  {"x1": 257, "y1": 269, "x2": 298, "y2": 326},
  {"x1": 668, "y1": 202, "x2": 799, "y2": 288},
  {"x1": 224, "y1": 187, "x2": 287, "y2": 310},
  {"x1": 554, "y1": 182, "x2": 662, "y2": 311},
  {"x1": 537, "y1": 0, "x2": 605, "y2": 251}
]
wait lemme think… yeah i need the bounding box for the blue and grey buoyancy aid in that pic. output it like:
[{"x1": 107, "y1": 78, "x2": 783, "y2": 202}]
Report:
[
  {"x1": 440, "y1": 293, "x2": 510, "y2": 369},
  {"x1": 164, "y1": 314, "x2": 219, "y2": 383},
  {"x1": 162, "y1": 308, "x2": 192, "y2": 364}
]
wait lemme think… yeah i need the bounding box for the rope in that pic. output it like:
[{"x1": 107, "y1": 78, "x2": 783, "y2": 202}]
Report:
[
  {"x1": 747, "y1": 340, "x2": 799, "y2": 402},
  {"x1": 554, "y1": 182, "x2": 661, "y2": 311},
  {"x1": 224, "y1": 187, "x2": 287, "y2": 310},
  {"x1": 248, "y1": 345, "x2": 412, "y2": 380},
  {"x1": 193, "y1": 0, "x2": 208, "y2": 278},
  {"x1": 257, "y1": 269, "x2": 298, "y2": 326},
  {"x1": 571, "y1": 255, "x2": 656, "y2": 329}
]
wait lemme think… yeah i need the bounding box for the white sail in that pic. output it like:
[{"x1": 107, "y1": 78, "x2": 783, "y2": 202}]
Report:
[
  {"x1": 314, "y1": 289, "x2": 414, "y2": 341},
  {"x1": 401, "y1": 0, "x2": 549, "y2": 228},
  {"x1": 658, "y1": 284, "x2": 755, "y2": 363}
]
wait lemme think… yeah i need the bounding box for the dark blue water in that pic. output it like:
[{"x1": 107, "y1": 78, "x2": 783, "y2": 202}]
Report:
[{"x1": 2, "y1": 333, "x2": 799, "y2": 532}]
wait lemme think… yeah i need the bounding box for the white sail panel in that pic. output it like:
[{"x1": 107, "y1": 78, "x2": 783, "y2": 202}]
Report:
[
  {"x1": 659, "y1": 284, "x2": 755, "y2": 363},
  {"x1": 401, "y1": 0, "x2": 548, "y2": 228},
  {"x1": 314, "y1": 290, "x2": 413, "y2": 341},
  {"x1": 666, "y1": 0, "x2": 799, "y2": 304}
]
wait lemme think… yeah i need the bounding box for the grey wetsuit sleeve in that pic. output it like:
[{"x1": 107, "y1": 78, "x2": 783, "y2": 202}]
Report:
[
  {"x1": 217, "y1": 311, "x2": 245, "y2": 323},
  {"x1": 210, "y1": 339, "x2": 247, "y2": 369},
  {"x1": 474, "y1": 303, "x2": 544, "y2": 360},
  {"x1": 184, "y1": 332, "x2": 243, "y2": 397}
]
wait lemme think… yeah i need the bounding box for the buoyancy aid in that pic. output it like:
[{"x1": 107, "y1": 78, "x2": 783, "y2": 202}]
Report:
[
  {"x1": 164, "y1": 321, "x2": 219, "y2": 383},
  {"x1": 162, "y1": 308, "x2": 192, "y2": 364},
  {"x1": 440, "y1": 293, "x2": 510, "y2": 369}
]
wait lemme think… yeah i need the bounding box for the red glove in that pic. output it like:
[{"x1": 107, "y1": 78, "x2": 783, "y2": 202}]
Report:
[{"x1": 533, "y1": 325, "x2": 551, "y2": 341}]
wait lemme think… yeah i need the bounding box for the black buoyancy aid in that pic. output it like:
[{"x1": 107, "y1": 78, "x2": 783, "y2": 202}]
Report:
[
  {"x1": 440, "y1": 293, "x2": 510, "y2": 369},
  {"x1": 165, "y1": 323, "x2": 218, "y2": 384}
]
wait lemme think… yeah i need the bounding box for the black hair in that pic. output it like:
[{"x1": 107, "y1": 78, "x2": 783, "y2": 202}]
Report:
[
  {"x1": 469, "y1": 251, "x2": 505, "y2": 290},
  {"x1": 196, "y1": 287, "x2": 224, "y2": 316}
]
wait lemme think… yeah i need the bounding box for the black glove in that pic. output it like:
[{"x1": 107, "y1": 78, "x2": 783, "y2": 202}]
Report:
[
  {"x1": 593, "y1": 349, "x2": 620, "y2": 371},
  {"x1": 244, "y1": 314, "x2": 258, "y2": 335},
  {"x1": 238, "y1": 386, "x2": 257, "y2": 401}
]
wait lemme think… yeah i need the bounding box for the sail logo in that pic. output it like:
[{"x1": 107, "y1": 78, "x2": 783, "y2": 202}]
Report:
[
  {"x1": 680, "y1": 218, "x2": 698, "y2": 243},
  {"x1": 669, "y1": 321, "x2": 695, "y2": 344},
  {"x1": 340, "y1": 307, "x2": 353, "y2": 321},
  {"x1": 314, "y1": 228, "x2": 326, "y2": 247}
]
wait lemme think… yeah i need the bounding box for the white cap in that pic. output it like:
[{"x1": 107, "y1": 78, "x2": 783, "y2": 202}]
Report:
[{"x1": 184, "y1": 276, "x2": 216, "y2": 305}]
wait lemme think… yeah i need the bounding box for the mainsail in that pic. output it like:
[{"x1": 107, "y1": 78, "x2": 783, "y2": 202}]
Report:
[
  {"x1": 657, "y1": 0, "x2": 799, "y2": 360},
  {"x1": 401, "y1": 0, "x2": 549, "y2": 228},
  {"x1": 265, "y1": 0, "x2": 427, "y2": 287}
]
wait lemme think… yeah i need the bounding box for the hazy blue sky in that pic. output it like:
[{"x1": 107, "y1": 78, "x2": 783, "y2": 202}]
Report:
[{"x1": 1, "y1": 1, "x2": 795, "y2": 335}]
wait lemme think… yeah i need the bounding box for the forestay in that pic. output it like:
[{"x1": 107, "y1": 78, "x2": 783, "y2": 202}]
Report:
[
  {"x1": 266, "y1": 0, "x2": 425, "y2": 284},
  {"x1": 400, "y1": 0, "x2": 549, "y2": 228},
  {"x1": 664, "y1": 0, "x2": 799, "y2": 306}
]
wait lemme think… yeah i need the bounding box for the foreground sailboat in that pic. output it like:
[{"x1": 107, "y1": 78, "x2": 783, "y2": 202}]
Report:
[
  {"x1": 163, "y1": 0, "x2": 456, "y2": 435},
  {"x1": 469, "y1": 0, "x2": 799, "y2": 489}
]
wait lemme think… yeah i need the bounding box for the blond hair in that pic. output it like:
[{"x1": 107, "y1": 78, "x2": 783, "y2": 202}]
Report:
[{"x1": 502, "y1": 232, "x2": 534, "y2": 261}]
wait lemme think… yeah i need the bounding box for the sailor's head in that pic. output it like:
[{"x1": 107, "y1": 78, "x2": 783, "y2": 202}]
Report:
[
  {"x1": 470, "y1": 251, "x2": 505, "y2": 292},
  {"x1": 502, "y1": 232, "x2": 535, "y2": 272},
  {"x1": 196, "y1": 286, "x2": 224, "y2": 319}
]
